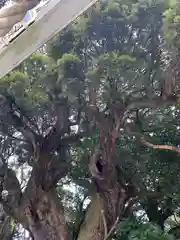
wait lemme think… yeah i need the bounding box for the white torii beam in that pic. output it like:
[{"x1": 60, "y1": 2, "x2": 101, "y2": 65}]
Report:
[{"x1": 0, "y1": 0, "x2": 97, "y2": 78}]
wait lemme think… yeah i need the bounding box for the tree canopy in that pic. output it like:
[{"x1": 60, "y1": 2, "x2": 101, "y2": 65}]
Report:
[{"x1": 0, "y1": 0, "x2": 180, "y2": 239}]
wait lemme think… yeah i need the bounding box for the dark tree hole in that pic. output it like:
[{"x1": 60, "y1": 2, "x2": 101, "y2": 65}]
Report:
[{"x1": 96, "y1": 159, "x2": 103, "y2": 173}]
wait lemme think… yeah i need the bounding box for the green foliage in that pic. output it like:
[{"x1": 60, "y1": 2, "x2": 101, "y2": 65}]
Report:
[
  {"x1": 116, "y1": 217, "x2": 174, "y2": 240},
  {"x1": 1, "y1": 0, "x2": 180, "y2": 238},
  {"x1": 163, "y1": 0, "x2": 180, "y2": 48}
]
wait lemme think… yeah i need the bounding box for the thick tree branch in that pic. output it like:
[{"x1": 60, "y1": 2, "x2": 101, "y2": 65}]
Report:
[
  {"x1": 125, "y1": 125, "x2": 180, "y2": 154},
  {"x1": 0, "y1": 167, "x2": 26, "y2": 227},
  {"x1": 127, "y1": 96, "x2": 178, "y2": 111},
  {"x1": 141, "y1": 137, "x2": 180, "y2": 154},
  {"x1": 0, "y1": 94, "x2": 40, "y2": 160}
]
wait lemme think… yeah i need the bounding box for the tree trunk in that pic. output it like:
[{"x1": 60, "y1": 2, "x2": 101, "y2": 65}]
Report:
[
  {"x1": 23, "y1": 189, "x2": 68, "y2": 240},
  {"x1": 77, "y1": 185, "x2": 128, "y2": 240},
  {"x1": 77, "y1": 194, "x2": 104, "y2": 240},
  {"x1": 76, "y1": 124, "x2": 136, "y2": 240},
  {"x1": 77, "y1": 163, "x2": 130, "y2": 240},
  {"x1": 0, "y1": 150, "x2": 69, "y2": 240},
  {"x1": 20, "y1": 150, "x2": 69, "y2": 240}
]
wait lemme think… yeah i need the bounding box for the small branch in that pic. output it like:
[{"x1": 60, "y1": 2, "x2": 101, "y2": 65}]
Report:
[
  {"x1": 58, "y1": 132, "x2": 87, "y2": 146},
  {"x1": 104, "y1": 217, "x2": 119, "y2": 240},
  {"x1": 141, "y1": 137, "x2": 180, "y2": 154},
  {"x1": 101, "y1": 209, "x2": 108, "y2": 239},
  {"x1": 5, "y1": 132, "x2": 27, "y2": 143},
  {"x1": 101, "y1": 208, "x2": 120, "y2": 240}
]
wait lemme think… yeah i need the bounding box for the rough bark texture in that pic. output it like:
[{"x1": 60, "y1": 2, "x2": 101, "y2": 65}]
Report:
[
  {"x1": 77, "y1": 187, "x2": 127, "y2": 240},
  {"x1": 77, "y1": 137, "x2": 134, "y2": 239},
  {"x1": 76, "y1": 105, "x2": 136, "y2": 240},
  {"x1": 24, "y1": 190, "x2": 68, "y2": 240},
  {"x1": 0, "y1": 93, "x2": 138, "y2": 239},
  {"x1": 77, "y1": 194, "x2": 104, "y2": 240},
  {"x1": 21, "y1": 151, "x2": 68, "y2": 240},
  {"x1": 0, "y1": 150, "x2": 69, "y2": 240}
]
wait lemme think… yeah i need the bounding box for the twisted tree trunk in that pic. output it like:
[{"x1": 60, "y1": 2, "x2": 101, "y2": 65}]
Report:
[
  {"x1": 77, "y1": 143, "x2": 134, "y2": 239},
  {"x1": 77, "y1": 187, "x2": 127, "y2": 240},
  {"x1": 23, "y1": 189, "x2": 68, "y2": 240},
  {"x1": 0, "y1": 150, "x2": 69, "y2": 240},
  {"x1": 76, "y1": 104, "x2": 136, "y2": 239}
]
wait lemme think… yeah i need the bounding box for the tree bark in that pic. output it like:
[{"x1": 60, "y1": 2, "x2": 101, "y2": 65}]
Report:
[
  {"x1": 21, "y1": 151, "x2": 69, "y2": 240},
  {"x1": 0, "y1": 150, "x2": 69, "y2": 240},
  {"x1": 77, "y1": 190, "x2": 127, "y2": 240},
  {"x1": 24, "y1": 189, "x2": 68, "y2": 240},
  {"x1": 77, "y1": 171, "x2": 128, "y2": 240},
  {"x1": 77, "y1": 152, "x2": 131, "y2": 240},
  {"x1": 77, "y1": 194, "x2": 104, "y2": 240},
  {"x1": 76, "y1": 105, "x2": 136, "y2": 240}
]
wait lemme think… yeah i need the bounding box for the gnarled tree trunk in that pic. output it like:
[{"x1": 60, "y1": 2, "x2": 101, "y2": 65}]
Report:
[
  {"x1": 77, "y1": 188, "x2": 127, "y2": 240},
  {"x1": 77, "y1": 148, "x2": 134, "y2": 240},
  {"x1": 0, "y1": 150, "x2": 69, "y2": 240},
  {"x1": 76, "y1": 104, "x2": 137, "y2": 240},
  {"x1": 23, "y1": 189, "x2": 68, "y2": 240}
]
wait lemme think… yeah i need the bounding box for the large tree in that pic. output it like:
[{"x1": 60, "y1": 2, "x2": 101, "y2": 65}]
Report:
[{"x1": 0, "y1": 0, "x2": 180, "y2": 239}]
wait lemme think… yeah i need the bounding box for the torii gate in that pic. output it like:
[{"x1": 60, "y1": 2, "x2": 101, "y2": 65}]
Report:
[{"x1": 0, "y1": 0, "x2": 98, "y2": 78}]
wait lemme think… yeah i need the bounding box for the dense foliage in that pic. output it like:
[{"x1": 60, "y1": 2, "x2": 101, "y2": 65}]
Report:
[{"x1": 0, "y1": 0, "x2": 180, "y2": 239}]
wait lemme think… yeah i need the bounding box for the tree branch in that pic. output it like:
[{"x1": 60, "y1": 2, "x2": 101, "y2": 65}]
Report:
[
  {"x1": 125, "y1": 125, "x2": 180, "y2": 154},
  {"x1": 104, "y1": 216, "x2": 119, "y2": 240},
  {"x1": 0, "y1": 167, "x2": 25, "y2": 226},
  {"x1": 141, "y1": 137, "x2": 180, "y2": 154},
  {"x1": 127, "y1": 96, "x2": 178, "y2": 111},
  {"x1": 5, "y1": 132, "x2": 27, "y2": 143}
]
